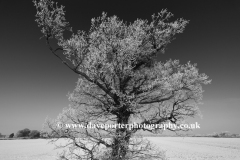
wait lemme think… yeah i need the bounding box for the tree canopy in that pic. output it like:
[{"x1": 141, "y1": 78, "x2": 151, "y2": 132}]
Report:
[
  {"x1": 34, "y1": 0, "x2": 211, "y2": 159},
  {"x1": 16, "y1": 128, "x2": 31, "y2": 137}
]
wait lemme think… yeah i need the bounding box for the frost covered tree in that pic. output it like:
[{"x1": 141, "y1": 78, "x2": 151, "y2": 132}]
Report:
[{"x1": 33, "y1": 0, "x2": 211, "y2": 159}]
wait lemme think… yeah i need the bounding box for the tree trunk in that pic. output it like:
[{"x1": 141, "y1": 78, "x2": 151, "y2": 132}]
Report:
[{"x1": 111, "y1": 112, "x2": 131, "y2": 160}]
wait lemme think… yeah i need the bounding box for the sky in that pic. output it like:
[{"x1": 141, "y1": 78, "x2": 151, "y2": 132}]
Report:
[{"x1": 0, "y1": 0, "x2": 240, "y2": 135}]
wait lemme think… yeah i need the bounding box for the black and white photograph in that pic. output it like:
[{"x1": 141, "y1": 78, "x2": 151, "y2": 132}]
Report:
[{"x1": 0, "y1": 0, "x2": 240, "y2": 159}]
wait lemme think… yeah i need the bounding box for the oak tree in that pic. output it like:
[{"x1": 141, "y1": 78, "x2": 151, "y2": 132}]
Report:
[{"x1": 33, "y1": 0, "x2": 211, "y2": 159}]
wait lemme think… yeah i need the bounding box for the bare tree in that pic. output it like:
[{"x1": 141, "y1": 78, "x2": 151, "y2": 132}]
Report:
[{"x1": 33, "y1": 0, "x2": 211, "y2": 159}]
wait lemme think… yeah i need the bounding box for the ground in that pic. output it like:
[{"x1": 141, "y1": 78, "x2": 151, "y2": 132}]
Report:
[
  {"x1": 0, "y1": 137, "x2": 240, "y2": 160},
  {"x1": 147, "y1": 137, "x2": 240, "y2": 160}
]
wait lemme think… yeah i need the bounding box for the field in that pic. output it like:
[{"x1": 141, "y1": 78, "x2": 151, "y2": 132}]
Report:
[
  {"x1": 148, "y1": 137, "x2": 240, "y2": 160},
  {"x1": 0, "y1": 137, "x2": 240, "y2": 160}
]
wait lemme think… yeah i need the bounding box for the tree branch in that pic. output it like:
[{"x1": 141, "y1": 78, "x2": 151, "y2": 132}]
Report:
[
  {"x1": 45, "y1": 37, "x2": 117, "y2": 102},
  {"x1": 139, "y1": 94, "x2": 174, "y2": 105}
]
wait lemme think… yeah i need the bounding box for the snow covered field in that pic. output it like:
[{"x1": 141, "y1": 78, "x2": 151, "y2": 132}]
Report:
[
  {"x1": 147, "y1": 137, "x2": 240, "y2": 160},
  {"x1": 0, "y1": 139, "x2": 64, "y2": 160},
  {"x1": 0, "y1": 137, "x2": 240, "y2": 160}
]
